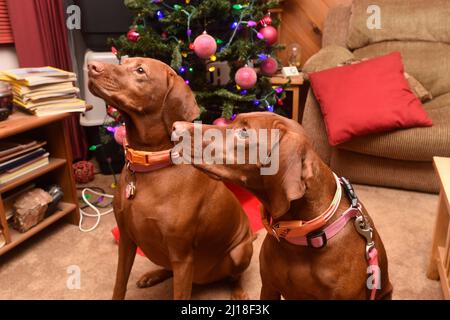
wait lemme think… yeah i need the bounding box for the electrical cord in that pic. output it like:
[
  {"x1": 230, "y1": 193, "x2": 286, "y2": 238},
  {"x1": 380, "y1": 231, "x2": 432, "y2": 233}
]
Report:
[
  {"x1": 79, "y1": 187, "x2": 114, "y2": 232},
  {"x1": 77, "y1": 186, "x2": 113, "y2": 209},
  {"x1": 77, "y1": 186, "x2": 105, "y2": 193},
  {"x1": 77, "y1": 111, "x2": 120, "y2": 232}
]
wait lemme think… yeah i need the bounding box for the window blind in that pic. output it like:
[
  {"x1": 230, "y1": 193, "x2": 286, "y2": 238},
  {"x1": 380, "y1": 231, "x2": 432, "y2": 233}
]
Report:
[{"x1": 0, "y1": 0, "x2": 14, "y2": 44}]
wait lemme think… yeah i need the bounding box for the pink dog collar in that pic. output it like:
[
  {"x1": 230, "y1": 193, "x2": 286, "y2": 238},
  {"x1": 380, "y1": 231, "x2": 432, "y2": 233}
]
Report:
[{"x1": 287, "y1": 205, "x2": 360, "y2": 248}]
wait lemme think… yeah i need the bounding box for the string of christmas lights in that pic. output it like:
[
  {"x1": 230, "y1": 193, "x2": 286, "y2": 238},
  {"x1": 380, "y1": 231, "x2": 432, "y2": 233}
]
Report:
[{"x1": 110, "y1": 0, "x2": 288, "y2": 123}]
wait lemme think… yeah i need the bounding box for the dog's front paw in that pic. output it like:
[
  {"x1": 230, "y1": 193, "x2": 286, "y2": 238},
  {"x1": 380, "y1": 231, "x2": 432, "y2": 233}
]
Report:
[{"x1": 136, "y1": 269, "x2": 173, "y2": 288}]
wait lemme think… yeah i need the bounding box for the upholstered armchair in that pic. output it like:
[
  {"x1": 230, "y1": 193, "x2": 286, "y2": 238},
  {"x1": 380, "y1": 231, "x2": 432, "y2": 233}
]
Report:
[{"x1": 302, "y1": 0, "x2": 450, "y2": 193}]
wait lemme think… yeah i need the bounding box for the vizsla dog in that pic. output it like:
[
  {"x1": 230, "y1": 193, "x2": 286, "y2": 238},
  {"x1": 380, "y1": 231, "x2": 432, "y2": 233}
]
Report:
[
  {"x1": 172, "y1": 112, "x2": 393, "y2": 299},
  {"x1": 88, "y1": 58, "x2": 253, "y2": 300}
]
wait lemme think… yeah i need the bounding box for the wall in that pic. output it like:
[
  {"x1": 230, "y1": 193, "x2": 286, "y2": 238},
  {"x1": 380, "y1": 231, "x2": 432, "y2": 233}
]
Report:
[
  {"x1": 0, "y1": 45, "x2": 19, "y2": 69},
  {"x1": 279, "y1": 0, "x2": 352, "y2": 66}
]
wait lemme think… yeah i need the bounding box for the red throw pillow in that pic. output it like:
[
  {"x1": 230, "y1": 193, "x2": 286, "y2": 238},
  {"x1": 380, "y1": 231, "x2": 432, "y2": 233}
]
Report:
[{"x1": 308, "y1": 52, "x2": 433, "y2": 146}]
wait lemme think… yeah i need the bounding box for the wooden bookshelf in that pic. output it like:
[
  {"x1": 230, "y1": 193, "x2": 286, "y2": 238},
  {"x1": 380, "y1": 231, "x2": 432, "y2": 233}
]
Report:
[
  {"x1": 0, "y1": 112, "x2": 71, "y2": 139},
  {"x1": 0, "y1": 112, "x2": 79, "y2": 256}
]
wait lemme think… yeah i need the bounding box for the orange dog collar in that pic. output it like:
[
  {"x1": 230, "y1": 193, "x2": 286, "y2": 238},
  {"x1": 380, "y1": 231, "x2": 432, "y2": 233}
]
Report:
[
  {"x1": 123, "y1": 138, "x2": 172, "y2": 173},
  {"x1": 262, "y1": 173, "x2": 342, "y2": 241}
]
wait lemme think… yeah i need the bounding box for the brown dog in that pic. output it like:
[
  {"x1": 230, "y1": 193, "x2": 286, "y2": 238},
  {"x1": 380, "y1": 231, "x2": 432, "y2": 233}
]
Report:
[
  {"x1": 172, "y1": 112, "x2": 393, "y2": 299},
  {"x1": 88, "y1": 58, "x2": 253, "y2": 300}
]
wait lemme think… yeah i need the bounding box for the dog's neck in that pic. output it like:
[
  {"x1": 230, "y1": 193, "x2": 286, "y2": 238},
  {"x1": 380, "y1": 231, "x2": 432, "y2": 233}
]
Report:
[
  {"x1": 277, "y1": 161, "x2": 339, "y2": 223},
  {"x1": 123, "y1": 112, "x2": 173, "y2": 152}
]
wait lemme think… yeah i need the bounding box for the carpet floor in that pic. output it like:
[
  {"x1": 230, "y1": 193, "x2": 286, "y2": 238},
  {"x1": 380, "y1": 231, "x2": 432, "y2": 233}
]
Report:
[{"x1": 0, "y1": 174, "x2": 444, "y2": 300}]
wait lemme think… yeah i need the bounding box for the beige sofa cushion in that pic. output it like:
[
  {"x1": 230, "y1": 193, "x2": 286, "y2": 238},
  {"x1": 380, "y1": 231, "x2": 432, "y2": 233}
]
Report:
[
  {"x1": 353, "y1": 41, "x2": 450, "y2": 98},
  {"x1": 338, "y1": 103, "x2": 450, "y2": 162},
  {"x1": 302, "y1": 46, "x2": 354, "y2": 75},
  {"x1": 347, "y1": 0, "x2": 450, "y2": 50},
  {"x1": 425, "y1": 93, "x2": 450, "y2": 110},
  {"x1": 330, "y1": 148, "x2": 439, "y2": 193},
  {"x1": 322, "y1": 5, "x2": 352, "y2": 48}
]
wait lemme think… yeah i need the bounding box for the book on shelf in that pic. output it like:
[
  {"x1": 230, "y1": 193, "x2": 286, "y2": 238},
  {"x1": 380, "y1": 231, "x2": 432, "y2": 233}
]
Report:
[
  {"x1": 0, "y1": 140, "x2": 41, "y2": 158},
  {"x1": 0, "y1": 156, "x2": 49, "y2": 185},
  {"x1": 0, "y1": 148, "x2": 47, "y2": 173},
  {"x1": 15, "y1": 99, "x2": 86, "y2": 116},
  {"x1": 0, "y1": 140, "x2": 50, "y2": 185},
  {"x1": 0, "y1": 67, "x2": 76, "y2": 86},
  {"x1": 12, "y1": 81, "x2": 75, "y2": 96},
  {"x1": 14, "y1": 96, "x2": 83, "y2": 109},
  {"x1": 0, "y1": 66, "x2": 86, "y2": 116},
  {"x1": 0, "y1": 141, "x2": 47, "y2": 163},
  {"x1": 6, "y1": 152, "x2": 49, "y2": 173},
  {"x1": 19, "y1": 88, "x2": 80, "y2": 103}
]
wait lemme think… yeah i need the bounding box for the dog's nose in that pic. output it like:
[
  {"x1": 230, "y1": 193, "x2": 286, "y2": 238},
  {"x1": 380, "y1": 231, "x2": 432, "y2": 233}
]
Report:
[{"x1": 88, "y1": 61, "x2": 104, "y2": 76}]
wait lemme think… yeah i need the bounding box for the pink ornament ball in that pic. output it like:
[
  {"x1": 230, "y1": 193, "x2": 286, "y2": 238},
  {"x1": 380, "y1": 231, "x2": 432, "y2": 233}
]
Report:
[
  {"x1": 259, "y1": 26, "x2": 278, "y2": 45},
  {"x1": 193, "y1": 32, "x2": 217, "y2": 59},
  {"x1": 127, "y1": 29, "x2": 141, "y2": 42},
  {"x1": 114, "y1": 125, "x2": 127, "y2": 145},
  {"x1": 213, "y1": 117, "x2": 232, "y2": 126},
  {"x1": 235, "y1": 66, "x2": 257, "y2": 89},
  {"x1": 260, "y1": 57, "x2": 278, "y2": 75}
]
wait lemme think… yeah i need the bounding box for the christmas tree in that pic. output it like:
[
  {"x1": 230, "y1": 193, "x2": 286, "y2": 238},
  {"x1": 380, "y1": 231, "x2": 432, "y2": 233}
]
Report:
[{"x1": 110, "y1": 0, "x2": 288, "y2": 123}]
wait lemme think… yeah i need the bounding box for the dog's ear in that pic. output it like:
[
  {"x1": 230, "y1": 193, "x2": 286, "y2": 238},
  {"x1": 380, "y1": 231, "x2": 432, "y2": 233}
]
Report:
[
  {"x1": 162, "y1": 69, "x2": 200, "y2": 131},
  {"x1": 264, "y1": 130, "x2": 314, "y2": 219}
]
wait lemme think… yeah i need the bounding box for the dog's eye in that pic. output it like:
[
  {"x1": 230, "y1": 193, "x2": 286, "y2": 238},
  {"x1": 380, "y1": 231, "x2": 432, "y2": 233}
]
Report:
[
  {"x1": 237, "y1": 128, "x2": 249, "y2": 139},
  {"x1": 136, "y1": 67, "x2": 145, "y2": 74}
]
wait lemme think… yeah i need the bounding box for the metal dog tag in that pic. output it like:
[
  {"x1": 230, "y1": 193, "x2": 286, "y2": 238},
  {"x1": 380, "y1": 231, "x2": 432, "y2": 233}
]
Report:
[{"x1": 125, "y1": 182, "x2": 136, "y2": 199}]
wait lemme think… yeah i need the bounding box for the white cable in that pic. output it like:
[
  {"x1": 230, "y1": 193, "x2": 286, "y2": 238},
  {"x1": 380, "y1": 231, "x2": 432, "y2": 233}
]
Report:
[{"x1": 79, "y1": 187, "x2": 114, "y2": 232}]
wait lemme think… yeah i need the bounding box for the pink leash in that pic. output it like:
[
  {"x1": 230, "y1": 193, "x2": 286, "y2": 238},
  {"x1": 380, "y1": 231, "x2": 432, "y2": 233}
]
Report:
[{"x1": 368, "y1": 248, "x2": 379, "y2": 300}]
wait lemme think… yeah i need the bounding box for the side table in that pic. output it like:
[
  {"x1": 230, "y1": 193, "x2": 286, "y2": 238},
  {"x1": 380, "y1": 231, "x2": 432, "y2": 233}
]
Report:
[
  {"x1": 427, "y1": 156, "x2": 450, "y2": 299},
  {"x1": 270, "y1": 73, "x2": 305, "y2": 122}
]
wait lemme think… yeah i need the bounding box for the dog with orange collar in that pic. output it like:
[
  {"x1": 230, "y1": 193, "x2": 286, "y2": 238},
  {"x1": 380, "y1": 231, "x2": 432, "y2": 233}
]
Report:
[
  {"x1": 88, "y1": 58, "x2": 254, "y2": 300},
  {"x1": 172, "y1": 112, "x2": 393, "y2": 300}
]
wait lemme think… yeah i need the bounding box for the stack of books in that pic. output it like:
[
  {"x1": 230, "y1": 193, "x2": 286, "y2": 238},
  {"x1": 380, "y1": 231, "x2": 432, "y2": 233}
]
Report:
[
  {"x1": 0, "y1": 67, "x2": 86, "y2": 116},
  {"x1": 0, "y1": 140, "x2": 49, "y2": 185}
]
